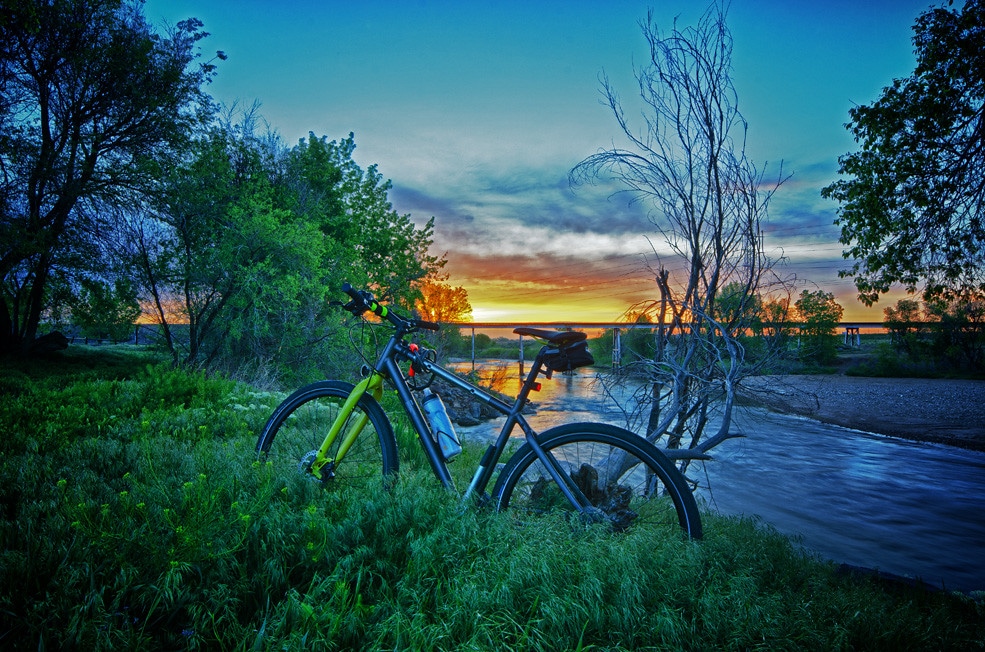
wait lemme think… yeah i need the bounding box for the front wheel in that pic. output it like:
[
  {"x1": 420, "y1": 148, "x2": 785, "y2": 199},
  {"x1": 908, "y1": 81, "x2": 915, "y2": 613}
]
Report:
[
  {"x1": 493, "y1": 423, "x2": 702, "y2": 539},
  {"x1": 255, "y1": 380, "x2": 398, "y2": 489}
]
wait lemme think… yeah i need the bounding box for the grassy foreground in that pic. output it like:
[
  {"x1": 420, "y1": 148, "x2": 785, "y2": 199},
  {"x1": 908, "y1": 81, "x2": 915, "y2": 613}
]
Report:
[{"x1": 1, "y1": 347, "x2": 982, "y2": 651}]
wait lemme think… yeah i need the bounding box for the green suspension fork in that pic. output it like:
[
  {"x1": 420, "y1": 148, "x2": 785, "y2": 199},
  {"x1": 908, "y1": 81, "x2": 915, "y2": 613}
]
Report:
[{"x1": 309, "y1": 372, "x2": 385, "y2": 480}]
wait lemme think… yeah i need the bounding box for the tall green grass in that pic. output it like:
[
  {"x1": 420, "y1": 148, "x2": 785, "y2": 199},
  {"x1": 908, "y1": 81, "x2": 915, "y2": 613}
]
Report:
[{"x1": 1, "y1": 347, "x2": 982, "y2": 650}]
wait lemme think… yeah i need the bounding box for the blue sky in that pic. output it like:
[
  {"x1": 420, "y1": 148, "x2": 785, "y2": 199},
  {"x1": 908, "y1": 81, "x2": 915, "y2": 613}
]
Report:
[{"x1": 144, "y1": 0, "x2": 936, "y2": 322}]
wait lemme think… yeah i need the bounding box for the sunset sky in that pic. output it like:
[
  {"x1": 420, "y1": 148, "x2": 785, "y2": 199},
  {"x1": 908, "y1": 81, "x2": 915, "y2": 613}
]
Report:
[{"x1": 145, "y1": 0, "x2": 935, "y2": 323}]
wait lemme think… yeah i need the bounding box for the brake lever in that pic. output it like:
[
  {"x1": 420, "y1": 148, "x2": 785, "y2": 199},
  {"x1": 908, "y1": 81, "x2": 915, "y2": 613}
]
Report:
[{"x1": 341, "y1": 299, "x2": 363, "y2": 315}]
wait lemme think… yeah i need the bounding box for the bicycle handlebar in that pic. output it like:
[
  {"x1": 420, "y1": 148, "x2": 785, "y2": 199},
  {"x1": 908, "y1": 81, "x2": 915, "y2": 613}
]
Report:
[{"x1": 339, "y1": 283, "x2": 440, "y2": 332}]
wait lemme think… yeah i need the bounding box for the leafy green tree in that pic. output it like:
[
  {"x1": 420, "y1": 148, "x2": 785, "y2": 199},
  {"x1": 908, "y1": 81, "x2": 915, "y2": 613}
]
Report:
[
  {"x1": 881, "y1": 295, "x2": 984, "y2": 372},
  {"x1": 883, "y1": 298, "x2": 925, "y2": 355},
  {"x1": 0, "y1": 0, "x2": 219, "y2": 355},
  {"x1": 714, "y1": 282, "x2": 798, "y2": 366},
  {"x1": 822, "y1": 0, "x2": 984, "y2": 306},
  {"x1": 126, "y1": 124, "x2": 329, "y2": 372},
  {"x1": 716, "y1": 282, "x2": 762, "y2": 336},
  {"x1": 412, "y1": 277, "x2": 472, "y2": 358},
  {"x1": 124, "y1": 120, "x2": 442, "y2": 382},
  {"x1": 757, "y1": 295, "x2": 791, "y2": 336},
  {"x1": 750, "y1": 294, "x2": 794, "y2": 366},
  {"x1": 925, "y1": 296, "x2": 985, "y2": 370},
  {"x1": 70, "y1": 278, "x2": 141, "y2": 343},
  {"x1": 284, "y1": 134, "x2": 441, "y2": 307},
  {"x1": 414, "y1": 278, "x2": 472, "y2": 324},
  {"x1": 622, "y1": 312, "x2": 656, "y2": 363},
  {"x1": 794, "y1": 289, "x2": 844, "y2": 365}
]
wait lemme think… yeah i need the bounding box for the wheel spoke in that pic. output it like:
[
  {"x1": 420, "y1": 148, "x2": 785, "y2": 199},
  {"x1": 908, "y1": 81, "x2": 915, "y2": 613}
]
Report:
[
  {"x1": 494, "y1": 423, "x2": 701, "y2": 538},
  {"x1": 256, "y1": 381, "x2": 397, "y2": 491}
]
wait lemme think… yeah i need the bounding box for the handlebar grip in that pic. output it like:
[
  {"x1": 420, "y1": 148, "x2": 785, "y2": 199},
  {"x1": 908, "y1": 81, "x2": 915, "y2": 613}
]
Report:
[
  {"x1": 340, "y1": 282, "x2": 375, "y2": 311},
  {"x1": 339, "y1": 282, "x2": 389, "y2": 319},
  {"x1": 339, "y1": 282, "x2": 434, "y2": 331}
]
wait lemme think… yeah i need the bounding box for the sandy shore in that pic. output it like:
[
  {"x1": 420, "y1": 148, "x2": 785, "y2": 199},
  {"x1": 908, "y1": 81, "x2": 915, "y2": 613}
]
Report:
[{"x1": 740, "y1": 375, "x2": 985, "y2": 452}]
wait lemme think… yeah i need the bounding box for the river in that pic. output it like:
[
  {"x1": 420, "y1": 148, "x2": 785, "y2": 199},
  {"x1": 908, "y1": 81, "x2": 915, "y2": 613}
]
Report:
[{"x1": 452, "y1": 361, "x2": 985, "y2": 593}]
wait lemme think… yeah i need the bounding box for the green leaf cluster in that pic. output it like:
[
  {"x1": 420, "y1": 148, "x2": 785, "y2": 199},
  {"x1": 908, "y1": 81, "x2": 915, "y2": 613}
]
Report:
[
  {"x1": 794, "y1": 290, "x2": 844, "y2": 365},
  {"x1": 823, "y1": 0, "x2": 985, "y2": 306},
  {"x1": 881, "y1": 296, "x2": 985, "y2": 373},
  {"x1": 126, "y1": 122, "x2": 440, "y2": 384},
  {"x1": 69, "y1": 278, "x2": 142, "y2": 343}
]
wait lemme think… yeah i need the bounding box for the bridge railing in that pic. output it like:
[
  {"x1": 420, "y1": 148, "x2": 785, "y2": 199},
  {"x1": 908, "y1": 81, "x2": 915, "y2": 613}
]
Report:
[{"x1": 444, "y1": 322, "x2": 887, "y2": 370}]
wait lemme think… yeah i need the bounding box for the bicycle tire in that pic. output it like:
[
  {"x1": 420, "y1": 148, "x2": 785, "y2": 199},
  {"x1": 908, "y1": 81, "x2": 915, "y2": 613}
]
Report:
[
  {"x1": 256, "y1": 380, "x2": 398, "y2": 488},
  {"x1": 492, "y1": 422, "x2": 702, "y2": 539}
]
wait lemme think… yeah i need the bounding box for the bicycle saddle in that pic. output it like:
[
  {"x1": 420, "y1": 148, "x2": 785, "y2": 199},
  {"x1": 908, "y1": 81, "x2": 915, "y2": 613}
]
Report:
[{"x1": 513, "y1": 327, "x2": 587, "y2": 347}]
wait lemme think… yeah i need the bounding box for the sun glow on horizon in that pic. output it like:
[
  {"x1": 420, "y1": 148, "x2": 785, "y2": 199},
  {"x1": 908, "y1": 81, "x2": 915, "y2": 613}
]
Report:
[{"x1": 456, "y1": 277, "x2": 896, "y2": 326}]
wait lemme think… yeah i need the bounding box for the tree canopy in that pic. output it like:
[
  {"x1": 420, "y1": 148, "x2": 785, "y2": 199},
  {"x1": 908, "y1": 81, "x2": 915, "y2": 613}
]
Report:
[
  {"x1": 0, "y1": 0, "x2": 218, "y2": 354},
  {"x1": 415, "y1": 278, "x2": 472, "y2": 323},
  {"x1": 122, "y1": 117, "x2": 442, "y2": 381},
  {"x1": 822, "y1": 0, "x2": 985, "y2": 306},
  {"x1": 793, "y1": 289, "x2": 844, "y2": 365},
  {"x1": 1, "y1": 1, "x2": 447, "y2": 382}
]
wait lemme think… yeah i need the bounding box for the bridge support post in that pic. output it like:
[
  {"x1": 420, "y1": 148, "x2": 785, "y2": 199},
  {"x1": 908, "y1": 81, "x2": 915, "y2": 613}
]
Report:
[
  {"x1": 844, "y1": 326, "x2": 861, "y2": 347},
  {"x1": 470, "y1": 327, "x2": 476, "y2": 372}
]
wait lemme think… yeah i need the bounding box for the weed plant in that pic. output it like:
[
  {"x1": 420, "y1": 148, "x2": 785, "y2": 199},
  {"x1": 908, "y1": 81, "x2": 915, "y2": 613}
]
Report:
[{"x1": 1, "y1": 348, "x2": 982, "y2": 650}]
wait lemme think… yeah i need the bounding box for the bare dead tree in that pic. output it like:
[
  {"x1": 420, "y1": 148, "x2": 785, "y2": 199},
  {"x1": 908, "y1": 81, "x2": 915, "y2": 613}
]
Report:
[{"x1": 571, "y1": 3, "x2": 791, "y2": 475}]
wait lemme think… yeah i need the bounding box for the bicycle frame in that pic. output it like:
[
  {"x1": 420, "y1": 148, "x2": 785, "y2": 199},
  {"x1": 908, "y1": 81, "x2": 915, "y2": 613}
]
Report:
[{"x1": 310, "y1": 323, "x2": 596, "y2": 512}]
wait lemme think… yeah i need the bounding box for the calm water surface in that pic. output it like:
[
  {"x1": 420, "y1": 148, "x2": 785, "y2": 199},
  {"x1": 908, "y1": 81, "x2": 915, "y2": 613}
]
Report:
[{"x1": 452, "y1": 361, "x2": 985, "y2": 592}]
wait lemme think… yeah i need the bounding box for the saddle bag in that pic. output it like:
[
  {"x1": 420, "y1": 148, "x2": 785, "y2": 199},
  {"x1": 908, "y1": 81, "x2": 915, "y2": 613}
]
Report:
[{"x1": 544, "y1": 340, "x2": 595, "y2": 372}]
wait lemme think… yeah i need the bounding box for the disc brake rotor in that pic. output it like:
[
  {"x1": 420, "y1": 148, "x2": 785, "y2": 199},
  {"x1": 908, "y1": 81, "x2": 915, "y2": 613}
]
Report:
[{"x1": 299, "y1": 450, "x2": 318, "y2": 476}]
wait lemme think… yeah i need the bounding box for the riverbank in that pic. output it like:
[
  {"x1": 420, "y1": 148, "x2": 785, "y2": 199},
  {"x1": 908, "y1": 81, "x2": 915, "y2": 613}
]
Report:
[{"x1": 740, "y1": 374, "x2": 985, "y2": 452}]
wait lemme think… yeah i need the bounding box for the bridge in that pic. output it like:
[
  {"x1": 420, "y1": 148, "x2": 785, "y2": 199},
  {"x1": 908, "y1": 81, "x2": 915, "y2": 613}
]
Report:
[
  {"x1": 442, "y1": 321, "x2": 886, "y2": 370},
  {"x1": 446, "y1": 321, "x2": 663, "y2": 370}
]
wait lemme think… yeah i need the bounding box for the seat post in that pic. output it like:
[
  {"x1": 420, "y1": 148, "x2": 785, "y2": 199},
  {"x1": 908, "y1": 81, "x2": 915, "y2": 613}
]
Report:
[{"x1": 516, "y1": 347, "x2": 547, "y2": 402}]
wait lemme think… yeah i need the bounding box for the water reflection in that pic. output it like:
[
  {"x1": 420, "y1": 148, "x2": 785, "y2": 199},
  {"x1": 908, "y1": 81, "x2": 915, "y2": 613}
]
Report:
[{"x1": 452, "y1": 360, "x2": 985, "y2": 592}]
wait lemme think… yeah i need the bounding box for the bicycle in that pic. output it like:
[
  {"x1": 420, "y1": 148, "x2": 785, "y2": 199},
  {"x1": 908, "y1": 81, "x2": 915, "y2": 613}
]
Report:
[{"x1": 255, "y1": 283, "x2": 702, "y2": 538}]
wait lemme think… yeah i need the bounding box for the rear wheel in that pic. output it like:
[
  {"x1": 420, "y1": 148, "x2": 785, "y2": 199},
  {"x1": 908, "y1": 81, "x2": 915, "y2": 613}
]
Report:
[
  {"x1": 493, "y1": 423, "x2": 701, "y2": 539},
  {"x1": 256, "y1": 381, "x2": 398, "y2": 489}
]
